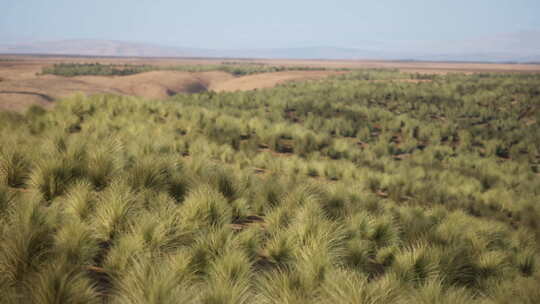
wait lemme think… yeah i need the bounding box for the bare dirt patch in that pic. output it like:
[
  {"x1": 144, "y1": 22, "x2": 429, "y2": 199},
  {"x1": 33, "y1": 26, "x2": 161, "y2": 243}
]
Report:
[
  {"x1": 75, "y1": 71, "x2": 234, "y2": 99},
  {"x1": 0, "y1": 92, "x2": 53, "y2": 112},
  {"x1": 0, "y1": 70, "x2": 236, "y2": 110}
]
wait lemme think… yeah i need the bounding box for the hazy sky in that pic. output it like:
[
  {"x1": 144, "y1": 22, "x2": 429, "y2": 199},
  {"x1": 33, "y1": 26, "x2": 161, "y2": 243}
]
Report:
[{"x1": 2, "y1": 0, "x2": 539, "y2": 48}]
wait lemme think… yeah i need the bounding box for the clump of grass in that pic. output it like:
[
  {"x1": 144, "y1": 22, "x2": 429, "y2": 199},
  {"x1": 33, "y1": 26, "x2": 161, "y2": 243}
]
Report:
[
  {"x1": 52, "y1": 218, "x2": 100, "y2": 267},
  {"x1": 476, "y1": 250, "x2": 510, "y2": 279},
  {"x1": 28, "y1": 157, "x2": 85, "y2": 201},
  {"x1": 180, "y1": 184, "x2": 233, "y2": 230},
  {"x1": 86, "y1": 141, "x2": 122, "y2": 189},
  {"x1": 319, "y1": 185, "x2": 349, "y2": 220},
  {"x1": 485, "y1": 274, "x2": 540, "y2": 304},
  {"x1": 0, "y1": 196, "x2": 56, "y2": 285},
  {"x1": 369, "y1": 216, "x2": 401, "y2": 248},
  {"x1": 102, "y1": 233, "x2": 147, "y2": 279},
  {"x1": 89, "y1": 181, "x2": 139, "y2": 242},
  {"x1": 516, "y1": 248, "x2": 536, "y2": 277},
  {"x1": 342, "y1": 239, "x2": 377, "y2": 274},
  {"x1": 109, "y1": 253, "x2": 196, "y2": 304},
  {"x1": 264, "y1": 230, "x2": 296, "y2": 267},
  {"x1": 127, "y1": 157, "x2": 177, "y2": 192},
  {"x1": 168, "y1": 170, "x2": 192, "y2": 202},
  {"x1": 128, "y1": 204, "x2": 194, "y2": 254},
  {"x1": 198, "y1": 165, "x2": 243, "y2": 201},
  {"x1": 0, "y1": 148, "x2": 31, "y2": 188},
  {"x1": 391, "y1": 242, "x2": 440, "y2": 285},
  {"x1": 230, "y1": 197, "x2": 252, "y2": 222},
  {"x1": 0, "y1": 185, "x2": 16, "y2": 217},
  {"x1": 235, "y1": 225, "x2": 263, "y2": 261},
  {"x1": 60, "y1": 181, "x2": 97, "y2": 221},
  {"x1": 435, "y1": 244, "x2": 477, "y2": 287},
  {"x1": 252, "y1": 178, "x2": 286, "y2": 213},
  {"x1": 255, "y1": 268, "x2": 312, "y2": 304},
  {"x1": 404, "y1": 279, "x2": 474, "y2": 304},
  {"x1": 187, "y1": 227, "x2": 236, "y2": 275},
  {"x1": 201, "y1": 250, "x2": 253, "y2": 304},
  {"x1": 319, "y1": 269, "x2": 400, "y2": 304},
  {"x1": 29, "y1": 263, "x2": 100, "y2": 304}
]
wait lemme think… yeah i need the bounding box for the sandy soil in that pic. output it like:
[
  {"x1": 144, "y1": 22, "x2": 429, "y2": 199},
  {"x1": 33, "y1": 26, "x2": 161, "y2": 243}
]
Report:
[
  {"x1": 0, "y1": 67, "x2": 236, "y2": 110},
  {"x1": 75, "y1": 70, "x2": 234, "y2": 98},
  {"x1": 1, "y1": 55, "x2": 539, "y2": 111},
  {"x1": 0, "y1": 92, "x2": 54, "y2": 111}
]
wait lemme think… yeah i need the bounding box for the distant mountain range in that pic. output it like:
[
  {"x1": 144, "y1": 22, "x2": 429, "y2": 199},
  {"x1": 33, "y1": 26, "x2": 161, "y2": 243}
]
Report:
[
  {"x1": 0, "y1": 40, "x2": 200, "y2": 58},
  {"x1": 1, "y1": 31, "x2": 539, "y2": 62}
]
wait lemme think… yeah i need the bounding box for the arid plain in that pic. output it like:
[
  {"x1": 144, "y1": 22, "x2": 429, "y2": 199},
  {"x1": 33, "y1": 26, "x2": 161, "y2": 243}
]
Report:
[{"x1": 1, "y1": 55, "x2": 540, "y2": 111}]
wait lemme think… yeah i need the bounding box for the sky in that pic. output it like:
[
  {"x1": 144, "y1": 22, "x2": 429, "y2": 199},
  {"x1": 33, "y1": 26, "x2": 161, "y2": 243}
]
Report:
[{"x1": 1, "y1": 0, "x2": 540, "y2": 49}]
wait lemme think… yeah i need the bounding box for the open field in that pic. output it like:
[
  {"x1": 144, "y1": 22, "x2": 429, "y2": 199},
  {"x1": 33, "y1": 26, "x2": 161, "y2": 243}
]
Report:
[
  {"x1": 2, "y1": 55, "x2": 540, "y2": 111},
  {"x1": 1, "y1": 67, "x2": 539, "y2": 303}
]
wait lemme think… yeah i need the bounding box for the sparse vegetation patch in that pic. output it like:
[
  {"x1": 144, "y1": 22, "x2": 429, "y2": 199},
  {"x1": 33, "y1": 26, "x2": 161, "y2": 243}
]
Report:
[{"x1": 40, "y1": 62, "x2": 341, "y2": 77}]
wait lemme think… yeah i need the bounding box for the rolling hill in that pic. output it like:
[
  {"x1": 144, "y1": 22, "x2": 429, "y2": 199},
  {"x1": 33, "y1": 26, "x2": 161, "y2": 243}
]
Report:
[{"x1": 1, "y1": 31, "x2": 539, "y2": 62}]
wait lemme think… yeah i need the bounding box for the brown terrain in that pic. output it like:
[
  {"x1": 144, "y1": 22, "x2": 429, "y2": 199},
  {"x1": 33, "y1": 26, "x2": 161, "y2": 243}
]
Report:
[
  {"x1": 1, "y1": 55, "x2": 540, "y2": 111},
  {"x1": 208, "y1": 70, "x2": 345, "y2": 92}
]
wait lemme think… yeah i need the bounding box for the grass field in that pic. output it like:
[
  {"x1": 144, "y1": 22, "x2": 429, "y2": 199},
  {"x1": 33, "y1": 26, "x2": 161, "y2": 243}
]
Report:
[{"x1": 1, "y1": 67, "x2": 540, "y2": 303}]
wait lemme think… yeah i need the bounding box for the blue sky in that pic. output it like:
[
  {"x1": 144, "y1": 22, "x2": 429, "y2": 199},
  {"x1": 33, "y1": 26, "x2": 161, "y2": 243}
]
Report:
[{"x1": 2, "y1": 0, "x2": 539, "y2": 49}]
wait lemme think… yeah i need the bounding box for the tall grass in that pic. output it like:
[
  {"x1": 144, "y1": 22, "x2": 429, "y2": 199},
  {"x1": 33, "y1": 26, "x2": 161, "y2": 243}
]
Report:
[{"x1": 1, "y1": 70, "x2": 539, "y2": 302}]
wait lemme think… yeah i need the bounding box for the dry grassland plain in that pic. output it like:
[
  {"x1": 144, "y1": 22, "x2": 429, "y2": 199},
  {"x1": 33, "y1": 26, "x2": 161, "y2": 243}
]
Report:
[{"x1": 1, "y1": 55, "x2": 540, "y2": 111}]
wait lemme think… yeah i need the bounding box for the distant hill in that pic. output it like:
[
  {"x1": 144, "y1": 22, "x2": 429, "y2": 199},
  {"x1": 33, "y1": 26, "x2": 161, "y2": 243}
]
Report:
[
  {"x1": 0, "y1": 40, "x2": 204, "y2": 57},
  {"x1": 1, "y1": 31, "x2": 538, "y2": 62}
]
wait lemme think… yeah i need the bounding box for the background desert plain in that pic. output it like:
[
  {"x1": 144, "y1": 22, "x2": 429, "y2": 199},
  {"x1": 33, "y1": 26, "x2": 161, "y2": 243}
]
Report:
[{"x1": 2, "y1": 55, "x2": 540, "y2": 111}]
